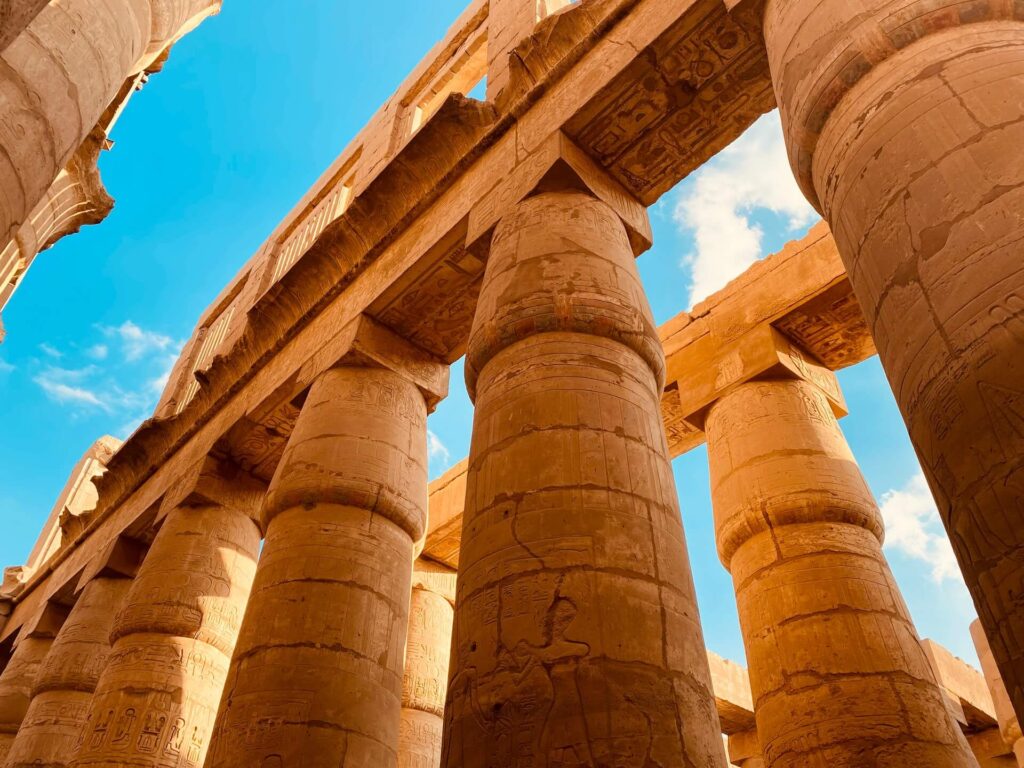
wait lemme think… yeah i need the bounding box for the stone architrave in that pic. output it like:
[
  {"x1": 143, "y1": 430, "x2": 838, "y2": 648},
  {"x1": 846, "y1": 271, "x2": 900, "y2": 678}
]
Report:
[
  {"x1": 69, "y1": 461, "x2": 261, "y2": 768},
  {"x1": 705, "y1": 378, "x2": 976, "y2": 767},
  {"x1": 442, "y1": 190, "x2": 726, "y2": 768},
  {"x1": 763, "y1": 0, "x2": 1024, "y2": 720},
  {"x1": 973, "y1": 620, "x2": 1024, "y2": 766},
  {"x1": 399, "y1": 558, "x2": 457, "y2": 768},
  {"x1": 0, "y1": 604, "x2": 66, "y2": 761},
  {"x1": 209, "y1": 365, "x2": 431, "y2": 767}
]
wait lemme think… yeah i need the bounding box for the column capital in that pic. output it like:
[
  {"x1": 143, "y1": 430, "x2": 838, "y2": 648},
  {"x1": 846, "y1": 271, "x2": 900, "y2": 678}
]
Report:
[
  {"x1": 466, "y1": 130, "x2": 652, "y2": 257},
  {"x1": 159, "y1": 455, "x2": 266, "y2": 525},
  {"x1": 16, "y1": 602, "x2": 67, "y2": 644},
  {"x1": 295, "y1": 313, "x2": 449, "y2": 410},
  {"x1": 75, "y1": 535, "x2": 147, "y2": 590}
]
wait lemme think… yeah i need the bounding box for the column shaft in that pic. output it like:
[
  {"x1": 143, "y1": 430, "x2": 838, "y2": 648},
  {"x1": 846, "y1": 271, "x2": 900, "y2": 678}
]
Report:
[
  {"x1": 209, "y1": 366, "x2": 429, "y2": 768},
  {"x1": 399, "y1": 559, "x2": 456, "y2": 768},
  {"x1": 706, "y1": 379, "x2": 975, "y2": 767},
  {"x1": 0, "y1": 636, "x2": 54, "y2": 761},
  {"x1": 69, "y1": 503, "x2": 259, "y2": 768},
  {"x1": 6, "y1": 577, "x2": 129, "y2": 767},
  {"x1": 764, "y1": 0, "x2": 1024, "y2": 720},
  {"x1": 442, "y1": 191, "x2": 725, "y2": 767}
]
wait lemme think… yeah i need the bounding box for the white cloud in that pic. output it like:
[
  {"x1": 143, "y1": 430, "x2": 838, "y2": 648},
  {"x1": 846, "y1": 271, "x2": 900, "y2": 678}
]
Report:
[
  {"x1": 38, "y1": 342, "x2": 62, "y2": 359},
  {"x1": 103, "y1": 321, "x2": 175, "y2": 362},
  {"x1": 86, "y1": 344, "x2": 109, "y2": 360},
  {"x1": 673, "y1": 111, "x2": 818, "y2": 307},
  {"x1": 427, "y1": 430, "x2": 451, "y2": 468},
  {"x1": 0, "y1": 358, "x2": 13, "y2": 374},
  {"x1": 880, "y1": 472, "x2": 963, "y2": 584},
  {"x1": 33, "y1": 367, "x2": 108, "y2": 411}
]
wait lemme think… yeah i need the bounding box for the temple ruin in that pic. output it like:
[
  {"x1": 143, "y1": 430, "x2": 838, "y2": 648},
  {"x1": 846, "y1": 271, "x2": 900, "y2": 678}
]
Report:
[{"x1": 0, "y1": 0, "x2": 1022, "y2": 765}]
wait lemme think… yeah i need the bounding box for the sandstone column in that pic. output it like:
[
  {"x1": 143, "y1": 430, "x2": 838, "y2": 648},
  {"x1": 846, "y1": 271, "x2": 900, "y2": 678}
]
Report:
[
  {"x1": 705, "y1": 378, "x2": 976, "y2": 767},
  {"x1": 6, "y1": 538, "x2": 143, "y2": 768},
  {"x1": 0, "y1": 605, "x2": 66, "y2": 761},
  {"x1": 209, "y1": 366, "x2": 430, "y2": 767},
  {"x1": 973, "y1": 619, "x2": 1024, "y2": 766},
  {"x1": 400, "y1": 559, "x2": 456, "y2": 768},
  {"x1": 763, "y1": 0, "x2": 1024, "y2": 719},
  {"x1": 69, "y1": 462, "x2": 261, "y2": 768},
  {"x1": 0, "y1": 0, "x2": 220, "y2": 245},
  {"x1": 443, "y1": 190, "x2": 726, "y2": 767}
]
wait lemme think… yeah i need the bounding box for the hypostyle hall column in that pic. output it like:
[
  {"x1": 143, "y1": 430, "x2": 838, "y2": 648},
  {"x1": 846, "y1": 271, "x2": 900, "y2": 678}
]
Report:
[
  {"x1": 763, "y1": 0, "x2": 1024, "y2": 720},
  {"x1": 210, "y1": 365, "x2": 432, "y2": 767},
  {"x1": 0, "y1": 0, "x2": 220, "y2": 244},
  {"x1": 6, "y1": 539, "x2": 143, "y2": 767},
  {"x1": 705, "y1": 378, "x2": 976, "y2": 767},
  {"x1": 69, "y1": 460, "x2": 261, "y2": 768},
  {"x1": 400, "y1": 559, "x2": 456, "y2": 768},
  {"x1": 0, "y1": 604, "x2": 66, "y2": 761},
  {"x1": 442, "y1": 190, "x2": 726, "y2": 768}
]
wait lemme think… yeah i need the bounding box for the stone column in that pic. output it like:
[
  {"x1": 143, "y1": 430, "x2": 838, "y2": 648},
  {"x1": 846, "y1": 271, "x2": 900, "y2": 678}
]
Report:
[
  {"x1": 0, "y1": 0, "x2": 220, "y2": 246},
  {"x1": 973, "y1": 619, "x2": 1024, "y2": 766},
  {"x1": 400, "y1": 559, "x2": 456, "y2": 768},
  {"x1": 69, "y1": 463, "x2": 261, "y2": 768},
  {"x1": 0, "y1": 605, "x2": 66, "y2": 762},
  {"x1": 7, "y1": 580, "x2": 129, "y2": 766},
  {"x1": 6, "y1": 538, "x2": 143, "y2": 767},
  {"x1": 705, "y1": 378, "x2": 976, "y2": 767},
  {"x1": 209, "y1": 366, "x2": 429, "y2": 767},
  {"x1": 442, "y1": 190, "x2": 726, "y2": 767},
  {"x1": 763, "y1": 0, "x2": 1024, "y2": 720}
]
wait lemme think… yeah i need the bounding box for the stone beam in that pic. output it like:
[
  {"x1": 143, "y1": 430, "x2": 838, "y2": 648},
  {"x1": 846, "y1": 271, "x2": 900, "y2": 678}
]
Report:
[
  {"x1": 923, "y1": 638, "x2": 1000, "y2": 733},
  {"x1": 0, "y1": 0, "x2": 780, "y2": 641},
  {"x1": 660, "y1": 221, "x2": 875, "y2": 455}
]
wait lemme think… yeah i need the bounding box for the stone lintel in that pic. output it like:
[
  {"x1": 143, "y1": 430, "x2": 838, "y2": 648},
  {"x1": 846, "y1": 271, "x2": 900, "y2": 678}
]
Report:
[
  {"x1": 466, "y1": 130, "x2": 652, "y2": 257},
  {"x1": 728, "y1": 729, "x2": 763, "y2": 765},
  {"x1": 923, "y1": 638, "x2": 999, "y2": 731},
  {"x1": 706, "y1": 651, "x2": 755, "y2": 736},
  {"x1": 75, "y1": 535, "x2": 147, "y2": 589},
  {"x1": 967, "y1": 728, "x2": 1016, "y2": 763},
  {"x1": 420, "y1": 459, "x2": 468, "y2": 569},
  {"x1": 670, "y1": 323, "x2": 846, "y2": 431},
  {"x1": 158, "y1": 455, "x2": 266, "y2": 524},
  {"x1": 296, "y1": 313, "x2": 450, "y2": 409}
]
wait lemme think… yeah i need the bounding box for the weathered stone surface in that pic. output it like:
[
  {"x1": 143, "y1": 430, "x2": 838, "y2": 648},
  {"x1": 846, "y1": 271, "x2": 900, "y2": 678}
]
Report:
[
  {"x1": 974, "y1": 620, "x2": 1024, "y2": 766},
  {"x1": 6, "y1": 576, "x2": 130, "y2": 767},
  {"x1": 0, "y1": 632, "x2": 57, "y2": 761},
  {"x1": 765, "y1": 0, "x2": 1024, "y2": 724},
  {"x1": 706, "y1": 378, "x2": 976, "y2": 767},
  {"x1": 69, "y1": 493, "x2": 259, "y2": 768},
  {"x1": 400, "y1": 559, "x2": 457, "y2": 768},
  {"x1": 443, "y1": 190, "x2": 725, "y2": 767},
  {"x1": 209, "y1": 366, "x2": 429, "y2": 767}
]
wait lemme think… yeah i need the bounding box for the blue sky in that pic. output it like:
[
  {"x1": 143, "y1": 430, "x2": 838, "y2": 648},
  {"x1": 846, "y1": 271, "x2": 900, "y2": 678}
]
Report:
[{"x1": 0, "y1": 2, "x2": 974, "y2": 668}]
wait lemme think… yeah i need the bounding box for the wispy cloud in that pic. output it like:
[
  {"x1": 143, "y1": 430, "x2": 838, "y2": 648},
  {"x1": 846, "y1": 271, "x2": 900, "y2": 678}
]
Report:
[
  {"x1": 86, "y1": 344, "x2": 109, "y2": 360},
  {"x1": 880, "y1": 472, "x2": 962, "y2": 584},
  {"x1": 0, "y1": 358, "x2": 13, "y2": 374},
  {"x1": 103, "y1": 321, "x2": 176, "y2": 362},
  {"x1": 29, "y1": 322, "x2": 183, "y2": 436},
  {"x1": 427, "y1": 429, "x2": 451, "y2": 469},
  {"x1": 38, "y1": 342, "x2": 63, "y2": 359},
  {"x1": 673, "y1": 111, "x2": 818, "y2": 307},
  {"x1": 34, "y1": 366, "x2": 108, "y2": 411}
]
